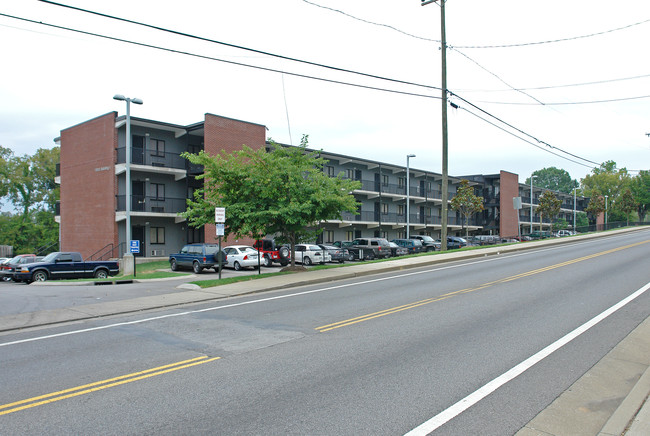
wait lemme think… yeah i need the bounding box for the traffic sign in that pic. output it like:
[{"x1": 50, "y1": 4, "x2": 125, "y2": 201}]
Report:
[
  {"x1": 216, "y1": 223, "x2": 225, "y2": 236},
  {"x1": 215, "y1": 207, "x2": 226, "y2": 223},
  {"x1": 129, "y1": 240, "x2": 140, "y2": 253}
]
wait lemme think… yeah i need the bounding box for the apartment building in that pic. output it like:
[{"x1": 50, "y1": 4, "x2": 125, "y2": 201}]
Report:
[{"x1": 55, "y1": 111, "x2": 588, "y2": 259}]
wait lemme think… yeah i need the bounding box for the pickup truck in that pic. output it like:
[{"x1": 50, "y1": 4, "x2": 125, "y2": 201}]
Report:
[{"x1": 13, "y1": 252, "x2": 120, "y2": 283}]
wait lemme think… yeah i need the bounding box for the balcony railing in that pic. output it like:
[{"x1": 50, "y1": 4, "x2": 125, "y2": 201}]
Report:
[
  {"x1": 116, "y1": 195, "x2": 187, "y2": 214},
  {"x1": 354, "y1": 179, "x2": 450, "y2": 200},
  {"x1": 116, "y1": 147, "x2": 203, "y2": 174},
  {"x1": 338, "y1": 211, "x2": 470, "y2": 227}
]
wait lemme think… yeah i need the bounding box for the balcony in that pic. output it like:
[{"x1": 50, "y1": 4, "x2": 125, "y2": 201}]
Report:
[
  {"x1": 116, "y1": 147, "x2": 204, "y2": 174},
  {"x1": 116, "y1": 195, "x2": 188, "y2": 216}
]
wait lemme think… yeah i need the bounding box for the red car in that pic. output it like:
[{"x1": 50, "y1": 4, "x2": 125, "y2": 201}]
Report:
[{"x1": 1, "y1": 254, "x2": 38, "y2": 281}]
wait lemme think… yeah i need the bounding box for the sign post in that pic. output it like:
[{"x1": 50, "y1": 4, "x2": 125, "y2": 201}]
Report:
[
  {"x1": 215, "y1": 208, "x2": 226, "y2": 280},
  {"x1": 129, "y1": 240, "x2": 140, "y2": 277}
]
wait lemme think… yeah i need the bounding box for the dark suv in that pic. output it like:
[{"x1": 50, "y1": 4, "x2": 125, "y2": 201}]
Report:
[
  {"x1": 350, "y1": 237, "x2": 392, "y2": 260},
  {"x1": 168, "y1": 244, "x2": 227, "y2": 274},
  {"x1": 411, "y1": 235, "x2": 438, "y2": 252},
  {"x1": 391, "y1": 239, "x2": 424, "y2": 254}
]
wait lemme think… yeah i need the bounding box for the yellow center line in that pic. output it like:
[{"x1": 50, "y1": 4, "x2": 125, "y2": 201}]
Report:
[
  {"x1": 0, "y1": 356, "x2": 220, "y2": 416},
  {"x1": 316, "y1": 240, "x2": 649, "y2": 333}
]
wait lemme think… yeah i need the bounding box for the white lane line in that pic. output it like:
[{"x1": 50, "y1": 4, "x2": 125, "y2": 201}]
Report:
[
  {"x1": 0, "y1": 242, "x2": 623, "y2": 348},
  {"x1": 404, "y1": 281, "x2": 650, "y2": 436}
]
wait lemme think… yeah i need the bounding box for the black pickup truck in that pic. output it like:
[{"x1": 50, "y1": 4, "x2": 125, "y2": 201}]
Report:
[{"x1": 13, "y1": 252, "x2": 120, "y2": 283}]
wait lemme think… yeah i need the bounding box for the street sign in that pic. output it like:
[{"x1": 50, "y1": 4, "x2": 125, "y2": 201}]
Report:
[
  {"x1": 129, "y1": 240, "x2": 140, "y2": 254},
  {"x1": 513, "y1": 197, "x2": 522, "y2": 210},
  {"x1": 215, "y1": 207, "x2": 226, "y2": 223},
  {"x1": 216, "y1": 223, "x2": 225, "y2": 236}
]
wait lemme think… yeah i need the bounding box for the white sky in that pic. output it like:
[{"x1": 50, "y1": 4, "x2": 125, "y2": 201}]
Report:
[{"x1": 1, "y1": 0, "x2": 649, "y2": 183}]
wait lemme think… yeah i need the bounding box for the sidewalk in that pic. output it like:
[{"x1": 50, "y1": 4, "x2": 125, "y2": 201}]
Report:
[{"x1": 1, "y1": 228, "x2": 648, "y2": 435}]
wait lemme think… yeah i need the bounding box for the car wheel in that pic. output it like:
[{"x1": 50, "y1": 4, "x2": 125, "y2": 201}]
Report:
[
  {"x1": 279, "y1": 246, "x2": 290, "y2": 260},
  {"x1": 234, "y1": 261, "x2": 241, "y2": 271},
  {"x1": 94, "y1": 269, "x2": 108, "y2": 279},
  {"x1": 263, "y1": 255, "x2": 272, "y2": 267},
  {"x1": 366, "y1": 252, "x2": 375, "y2": 260},
  {"x1": 33, "y1": 271, "x2": 48, "y2": 282},
  {"x1": 348, "y1": 253, "x2": 355, "y2": 261},
  {"x1": 303, "y1": 256, "x2": 312, "y2": 266},
  {"x1": 170, "y1": 259, "x2": 178, "y2": 271},
  {"x1": 192, "y1": 261, "x2": 202, "y2": 274},
  {"x1": 339, "y1": 259, "x2": 345, "y2": 263}
]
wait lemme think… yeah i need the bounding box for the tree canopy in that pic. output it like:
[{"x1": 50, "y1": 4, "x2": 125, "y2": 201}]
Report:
[
  {"x1": 630, "y1": 170, "x2": 650, "y2": 222},
  {"x1": 537, "y1": 191, "x2": 561, "y2": 231},
  {"x1": 525, "y1": 167, "x2": 578, "y2": 194},
  {"x1": 450, "y1": 179, "x2": 484, "y2": 237},
  {"x1": 182, "y1": 136, "x2": 361, "y2": 266}
]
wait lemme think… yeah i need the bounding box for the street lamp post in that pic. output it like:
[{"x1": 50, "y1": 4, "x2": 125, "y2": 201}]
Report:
[
  {"x1": 573, "y1": 187, "x2": 577, "y2": 232},
  {"x1": 406, "y1": 154, "x2": 416, "y2": 239},
  {"x1": 605, "y1": 195, "x2": 608, "y2": 229},
  {"x1": 113, "y1": 94, "x2": 143, "y2": 269},
  {"x1": 530, "y1": 175, "x2": 537, "y2": 233},
  {"x1": 421, "y1": 0, "x2": 448, "y2": 251}
]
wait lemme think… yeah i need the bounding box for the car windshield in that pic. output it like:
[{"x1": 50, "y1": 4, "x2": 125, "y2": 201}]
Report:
[
  {"x1": 419, "y1": 236, "x2": 434, "y2": 242},
  {"x1": 240, "y1": 246, "x2": 257, "y2": 253}
]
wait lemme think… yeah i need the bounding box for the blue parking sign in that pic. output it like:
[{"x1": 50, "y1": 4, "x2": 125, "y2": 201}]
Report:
[{"x1": 129, "y1": 240, "x2": 140, "y2": 253}]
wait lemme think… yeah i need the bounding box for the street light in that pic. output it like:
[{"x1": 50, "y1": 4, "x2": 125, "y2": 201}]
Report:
[
  {"x1": 530, "y1": 175, "x2": 537, "y2": 233},
  {"x1": 113, "y1": 94, "x2": 143, "y2": 265},
  {"x1": 421, "y1": 0, "x2": 448, "y2": 251},
  {"x1": 406, "y1": 154, "x2": 416, "y2": 239},
  {"x1": 605, "y1": 195, "x2": 609, "y2": 229},
  {"x1": 573, "y1": 187, "x2": 578, "y2": 232}
]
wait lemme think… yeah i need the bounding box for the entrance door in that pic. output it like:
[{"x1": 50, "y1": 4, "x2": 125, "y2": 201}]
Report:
[
  {"x1": 132, "y1": 226, "x2": 145, "y2": 257},
  {"x1": 132, "y1": 135, "x2": 145, "y2": 164},
  {"x1": 132, "y1": 181, "x2": 145, "y2": 211}
]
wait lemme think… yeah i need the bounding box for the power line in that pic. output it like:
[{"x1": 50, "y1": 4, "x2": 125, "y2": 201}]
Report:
[
  {"x1": 37, "y1": 0, "x2": 443, "y2": 94},
  {"x1": 476, "y1": 94, "x2": 650, "y2": 106},
  {"x1": 0, "y1": 13, "x2": 442, "y2": 102},
  {"x1": 1, "y1": 11, "x2": 604, "y2": 171}
]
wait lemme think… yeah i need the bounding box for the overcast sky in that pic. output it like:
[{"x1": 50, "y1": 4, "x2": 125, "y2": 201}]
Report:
[{"x1": 1, "y1": 0, "x2": 649, "y2": 183}]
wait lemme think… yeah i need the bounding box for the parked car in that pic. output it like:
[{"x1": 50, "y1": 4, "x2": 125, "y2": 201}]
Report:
[
  {"x1": 411, "y1": 235, "x2": 438, "y2": 252},
  {"x1": 169, "y1": 243, "x2": 227, "y2": 274},
  {"x1": 555, "y1": 230, "x2": 573, "y2": 237},
  {"x1": 222, "y1": 245, "x2": 261, "y2": 271},
  {"x1": 13, "y1": 252, "x2": 119, "y2": 283},
  {"x1": 1, "y1": 254, "x2": 38, "y2": 281},
  {"x1": 332, "y1": 241, "x2": 356, "y2": 261},
  {"x1": 391, "y1": 238, "x2": 424, "y2": 254},
  {"x1": 349, "y1": 237, "x2": 392, "y2": 260},
  {"x1": 294, "y1": 244, "x2": 331, "y2": 265},
  {"x1": 253, "y1": 239, "x2": 290, "y2": 267},
  {"x1": 434, "y1": 237, "x2": 467, "y2": 250},
  {"x1": 529, "y1": 231, "x2": 552, "y2": 240},
  {"x1": 388, "y1": 241, "x2": 408, "y2": 257},
  {"x1": 317, "y1": 244, "x2": 348, "y2": 263}
]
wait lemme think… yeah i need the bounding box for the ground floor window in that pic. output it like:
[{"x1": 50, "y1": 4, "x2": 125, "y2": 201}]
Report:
[
  {"x1": 150, "y1": 227, "x2": 165, "y2": 244},
  {"x1": 324, "y1": 230, "x2": 334, "y2": 243}
]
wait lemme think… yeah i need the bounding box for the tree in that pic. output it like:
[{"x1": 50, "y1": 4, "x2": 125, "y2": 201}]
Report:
[
  {"x1": 525, "y1": 167, "x2": 578, "y2": 194},
  {"x1": 630, "y1": 170, "x2": 650, "y2": 222},
  {"x1": 585, "y1": 190, "x2": 606, "y2": 227},
  {"x1": 182, "y1": 136, "x2": 361, "y2": 267},
  {"x1": 537, "y1": 191, "x2": 561, "y2": 232},
  {"x1": 617, "y1": 188, "x2": 637, "y2": 226},
  {"x1": 450, "y1": 179, "x2": 484, "y2": 237}
]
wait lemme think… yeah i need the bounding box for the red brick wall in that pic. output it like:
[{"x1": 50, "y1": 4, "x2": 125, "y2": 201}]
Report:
[
  {"x1": 59, "y1": 112, "x2": 118, "y2": 259},
  {"x1": 499, "y1": 171, "x2": 520, "y2": 238},
  {"x1": 202, "y1": 114, "x2": 266, "y2": 246}
]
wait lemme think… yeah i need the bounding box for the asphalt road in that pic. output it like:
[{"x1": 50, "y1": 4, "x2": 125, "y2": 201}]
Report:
[{"x1": 1, "y1": 231, "x2": 649, "y2": 435}]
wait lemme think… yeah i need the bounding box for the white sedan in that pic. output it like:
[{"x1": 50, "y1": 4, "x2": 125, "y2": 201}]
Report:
[
  {"x1": 222, "y1": 245, "x2": 262, "y2": 271},
  {"x1": 294, "y1": 244, "x2": 331, "y2": 265}
]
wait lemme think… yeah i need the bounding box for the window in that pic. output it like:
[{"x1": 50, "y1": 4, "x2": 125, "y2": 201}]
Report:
[
  {"x1": 398, "y1": 177, "x2": 405, "y2": 189},
  {"x1": 325, "y1": 166, "x2": 335, "y2": 177},
  {"x1": 346, "y1": 230, "x2": 354, "y2": 241},
  {"x1": 324, "y1": 230, "x2": 334, "y2": 243},
  {"x1": 398, "y1": 205, "x2": 404, "y2": 216},
  {"x1": 382, "y1": 174, "x2": 389, "y2": 186},
  {"x1": 152, "y1": 183, "x2": 165, "y2": 200},
  {"x1": 150, "y1": 139, "x2": 165, "y2": 157},
  {"x1": 381, "y1": 203, "x2": 388, "y2": 214},
  {"x1": 150, "y1": 227, "x2": 165, "y2": 244},
  {"x1": 345, "y1": 169, "x2": 354, "y2": 179}
]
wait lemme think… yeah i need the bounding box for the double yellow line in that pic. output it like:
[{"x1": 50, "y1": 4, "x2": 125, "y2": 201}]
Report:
[
  {"x1": 316, "y1": 240, "x2": 648, "y2": 333},
  {"x1": 0, "y1": 356, "x2": 220, "y2": 416}
]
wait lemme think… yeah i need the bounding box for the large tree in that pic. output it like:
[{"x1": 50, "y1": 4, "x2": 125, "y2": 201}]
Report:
[
  {"x1": 450, "y1": 179, "x2": 484, "y2": 237},
  {"x1": 525, "y1": 167, "x2": 578, "y2": 194},
  {"x1": 581, "y1": 161, "x2": 631, "y2": 222},
  {"x1": 537, "y1": 190, "x2": 561, "y2": 232},
  {"x1": 182, "y1": 136, "x2": 361, "y2": 267}
]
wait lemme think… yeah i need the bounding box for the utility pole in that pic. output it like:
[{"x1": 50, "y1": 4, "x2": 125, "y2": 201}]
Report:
[{"x1": 422, "y1": 0, "x2": 448, "y2": 251}]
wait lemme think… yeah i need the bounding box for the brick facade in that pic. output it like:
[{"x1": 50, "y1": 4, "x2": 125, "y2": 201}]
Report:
[
  {"x1": 59, "y1": 112, "x2": 118, "y2": 259},
  {"x1": 499, "y1": 171, "x2": 520, "y2": 238}
]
